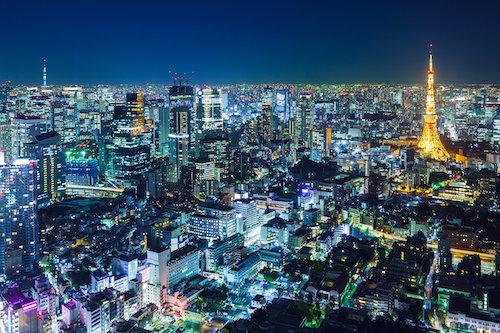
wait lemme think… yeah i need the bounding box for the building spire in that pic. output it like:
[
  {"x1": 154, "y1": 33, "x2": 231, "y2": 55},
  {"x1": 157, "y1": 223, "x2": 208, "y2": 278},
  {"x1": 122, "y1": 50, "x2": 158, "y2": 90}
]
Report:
[
  {"x1": 428, "y1": 44, "x2": 433, "y2": 73},
  {"x1": 42, "y1": 59, "x2": 47, "y2": 87},
  {"x1": 426, "y1": 44, "x2": 435, "y2": 116}
]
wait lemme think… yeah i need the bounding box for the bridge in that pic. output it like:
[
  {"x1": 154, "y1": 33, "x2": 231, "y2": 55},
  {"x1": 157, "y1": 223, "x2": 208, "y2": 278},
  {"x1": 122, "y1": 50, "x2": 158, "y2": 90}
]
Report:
[{"x1": 66, "y1": 184, "x2": 125, "y2": 198}]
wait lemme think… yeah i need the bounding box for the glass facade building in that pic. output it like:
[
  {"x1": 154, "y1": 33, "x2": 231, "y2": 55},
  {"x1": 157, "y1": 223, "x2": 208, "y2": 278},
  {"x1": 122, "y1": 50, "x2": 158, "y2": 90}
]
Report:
[{"x1": 0, "y1": 159, "x2": 39, "y2": 275}]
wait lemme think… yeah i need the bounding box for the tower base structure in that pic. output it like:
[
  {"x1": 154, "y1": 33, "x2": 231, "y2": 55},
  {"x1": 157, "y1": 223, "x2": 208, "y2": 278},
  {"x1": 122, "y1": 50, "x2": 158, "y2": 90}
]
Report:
[{"x1": 417, "y1": 114, "x2": 450, "y2": 161}]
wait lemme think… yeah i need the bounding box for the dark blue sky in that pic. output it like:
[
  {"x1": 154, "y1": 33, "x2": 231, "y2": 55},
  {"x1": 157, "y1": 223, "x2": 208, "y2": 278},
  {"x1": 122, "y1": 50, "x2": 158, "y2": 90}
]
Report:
[{"x1": 0, "y1": 0, "x2": 499, "y2": 85}]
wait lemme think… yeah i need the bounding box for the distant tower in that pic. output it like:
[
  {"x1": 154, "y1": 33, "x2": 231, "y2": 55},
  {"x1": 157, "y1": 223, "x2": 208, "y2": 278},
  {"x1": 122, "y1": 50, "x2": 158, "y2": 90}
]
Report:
[
  {"x1": 417, "y1": 46, "x2": 450, "y2": 160},
  {"x1": 260, "y1": 86, "x2": 274, "y2": 142},
  {"x1": 42, "y1": 59, "x2": 47, "y2": 87}
]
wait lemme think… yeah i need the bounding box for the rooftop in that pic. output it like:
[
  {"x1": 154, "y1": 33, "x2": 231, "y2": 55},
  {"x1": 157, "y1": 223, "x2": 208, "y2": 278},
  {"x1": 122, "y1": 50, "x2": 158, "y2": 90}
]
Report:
[
  {"x1": 2, "y1": 287, "x2": 37, "y2": 311},
  {"x1": 170, "y1": 244, "x2": 198, "y2": 262}
]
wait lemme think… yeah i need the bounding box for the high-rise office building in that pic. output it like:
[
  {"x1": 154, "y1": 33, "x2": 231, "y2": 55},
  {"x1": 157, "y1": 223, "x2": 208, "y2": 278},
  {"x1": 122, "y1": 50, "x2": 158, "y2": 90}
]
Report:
[
  {"x1": 26, "y1": 131, "x2": 65, "y2": 207},
  {"x1": 50, "y1": 101, "x2": 65, "y2": 134},
  {"x1": 199, "y1": 131, "x2": 230, "y2": 176},
  {"x1": 111, "y1": 92, "x2": 151, "y2": 185},
  {"x1": 0, "y1": 109, "x2": 12, "y2": 164},
  {"x1": 493, "y1": 114, "x2": 500, "y2": 147},
  {"x1": 0, "y1": 158, "x2": 39, "y2": 275},
  {"x1": 193, "y1": 158, "x2": 218, "y2": 200},
  {"x1": 11, "y1": 114, "x2": 50, "y2": 161},
  {"x1": 49, "y1": 99, "x2": 79, "y2": 143},
  {"x1": 168, "y1": 84, "x2": 194, "y2": 182},
  {"x1": 158, "y1": 104, "x2": 170, "y2": 158},
  {"x1": 230, "y1": 151, "x2": 252, "y2": 181},
  {"x1": 260, "y1": 87, "x2": 274, "y2": 142},
  {"x1": 125, "y1": 91, "x2": 146, "y2": 134},
  {"x1": 275, "y1": 88, "x2": 292, "y2": 123},
  {"x1": 297, "y1": 93, "x2": 313, "y2": 145},
  {"x1": 76, "y1": 94, "x2": 101, "y2": 138},
  {"x1": 99, "y1": 115, "x2": 114, "y2": 181},
  {"x1": 195, "y1": 88, "x2": 223, "y2": 146},
  {"x1": 308, "y1": 126, "x2": 332, "y2": 162},
  {"x1": 438, "y1": 233, "x2": 453, "y2": 273}
]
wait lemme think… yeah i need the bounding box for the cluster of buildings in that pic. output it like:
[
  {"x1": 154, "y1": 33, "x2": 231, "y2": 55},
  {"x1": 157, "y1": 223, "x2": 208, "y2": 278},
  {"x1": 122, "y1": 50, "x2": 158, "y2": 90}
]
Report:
[{"x1": 0, "y1": 51, "x2": 498, "y2": 332}]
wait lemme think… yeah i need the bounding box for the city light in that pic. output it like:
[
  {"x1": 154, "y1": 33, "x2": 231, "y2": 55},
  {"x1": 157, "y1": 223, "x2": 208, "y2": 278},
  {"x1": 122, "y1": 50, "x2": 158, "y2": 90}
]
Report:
[{"x1": 0, "y1": 3, "x2": 498, "y2": 333}]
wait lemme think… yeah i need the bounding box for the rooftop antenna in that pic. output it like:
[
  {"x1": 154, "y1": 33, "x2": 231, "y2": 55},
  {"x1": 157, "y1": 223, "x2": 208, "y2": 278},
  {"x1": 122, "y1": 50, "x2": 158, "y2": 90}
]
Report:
[
  {"x1": 169, "y1": 70, "x2": 180, "y2": 86},
  {"x1": 169, "y1": 70, "x2": 195, "y2": 86}
]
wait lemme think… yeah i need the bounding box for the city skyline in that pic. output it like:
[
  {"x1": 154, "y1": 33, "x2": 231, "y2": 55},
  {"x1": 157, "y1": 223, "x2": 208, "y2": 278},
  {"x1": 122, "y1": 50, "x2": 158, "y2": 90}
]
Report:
[
  {"x1": 1, "y1": 0, "x2": 499, "y2": 85},
  {"x1": 0, "y1": 2, "x2": 499, "y2": 333}
]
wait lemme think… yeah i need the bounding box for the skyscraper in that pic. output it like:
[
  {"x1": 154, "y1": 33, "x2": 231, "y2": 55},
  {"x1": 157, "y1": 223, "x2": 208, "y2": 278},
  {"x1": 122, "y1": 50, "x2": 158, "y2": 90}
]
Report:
[
  {"x1": 417, "y1": 47, "x2": 450, "y2": 161},
  {"x1": 26, "y1": 131, "x2": 65, "y2": 207},
  {"x1": 193, "y1": 158, "x2": 218, "y2": 200},
  {"x1": 275, "y1": 88, "x2": 292, "y2": 123},
  {"x1": 199, "y1": 131, "x2": 230, "y2": 177},
  {"x1": 493, "y1": 114, "x2": 500, "y2": 148},
  {"x1": 0, "y1": 158, "x2": 39, "y2": 275},
  {"x1": 309, "y1": 126, "x2": 332, "y2": 162},
  {"x1": 75, "y1": 93, "x2": 101, "y2": 139},
  {"x1": 126, "y1": 91, "x2": 146, "y2": 134},
  {"x1": 158, "y1": 104, "x2": 170, "y2": 158},
  {"x1": 296, "y1": 92, "x2": 313, "y2": 145},
  {"x1": 11, "y1": 114, "x2": 50, "y2": 161},
  {"x1": 260, "y1": 86, "x2": 274, "y2": 142},
  {"x1": 0, "y1": 109, "x2": 12, "y2": 164},
  {"x1": 438, "y1": 233, "x2": 453, "y2": 273},
  {"x1": 111, "y1": 92, "x2": 152, "y2": 185},
  {"x1": 168, "y1": 84, "x2": 194, "y2": 182},
  {"x1": 50, "y1": 101, "x2": 65, "y2": 135},
  {"x1": 195, "y1": 88, "x2": 223, "y2": 138}
]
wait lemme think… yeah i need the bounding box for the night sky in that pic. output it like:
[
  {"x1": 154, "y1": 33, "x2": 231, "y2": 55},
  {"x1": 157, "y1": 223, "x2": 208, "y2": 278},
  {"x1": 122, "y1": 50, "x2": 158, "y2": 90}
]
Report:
[{"x1": 0, "y1": 0, "x2": 499, "y2": 85}]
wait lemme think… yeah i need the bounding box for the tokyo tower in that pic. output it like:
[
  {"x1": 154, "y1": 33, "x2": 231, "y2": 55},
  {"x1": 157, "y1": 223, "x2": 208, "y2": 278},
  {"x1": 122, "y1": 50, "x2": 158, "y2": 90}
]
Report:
[{"x1": 417, "y1": 47, "x2": 450, "y2": 161}]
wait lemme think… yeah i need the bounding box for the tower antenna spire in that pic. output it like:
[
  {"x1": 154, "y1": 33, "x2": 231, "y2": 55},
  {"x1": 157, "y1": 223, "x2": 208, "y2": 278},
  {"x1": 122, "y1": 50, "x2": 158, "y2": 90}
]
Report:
[
  {"x1": 428, "y1": 43, "x2": 433, "y2": 73},
  {"x1": 42, "y1": 59, "x2": 47, "y2": 87}
]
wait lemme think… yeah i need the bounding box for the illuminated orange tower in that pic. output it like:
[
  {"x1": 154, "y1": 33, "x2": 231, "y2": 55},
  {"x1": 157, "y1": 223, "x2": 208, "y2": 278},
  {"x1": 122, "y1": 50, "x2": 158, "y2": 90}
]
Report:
[{"x1": 417, "y1": 46, "x2": 450, "y2": 161}]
